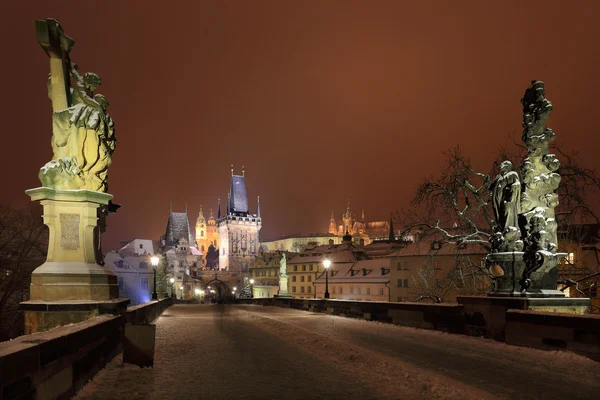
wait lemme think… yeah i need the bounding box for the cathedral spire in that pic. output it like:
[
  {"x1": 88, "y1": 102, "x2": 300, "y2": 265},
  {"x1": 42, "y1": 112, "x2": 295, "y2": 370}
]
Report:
[
  {"x1": 198, "y1": 205, "x2": 204, "y2": 218},
  {"x1": 257, "y1": 195, "x2": 261, "y2": 218},
  {"x1": 217, "y1": 198, "x2": 221, "y2": 219},
  {"x1": 389, "y1": 213, "x2": 395, "y2": 242},
  {"x1": 361, "y1": 208, "x2": 365, "y2": 221},
  {"x1": 210, "y1": 208, "x2": 213, "y2": 218}
]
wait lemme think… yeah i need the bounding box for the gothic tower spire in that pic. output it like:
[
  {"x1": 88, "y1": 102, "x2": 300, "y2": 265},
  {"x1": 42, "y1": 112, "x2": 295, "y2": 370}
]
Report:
[
  {"x1": 389, "y1": 213, "x2": 395, "y2": 242},
  {"x1": 257, "y1": 195, "x2": 261, "y2": 218}
]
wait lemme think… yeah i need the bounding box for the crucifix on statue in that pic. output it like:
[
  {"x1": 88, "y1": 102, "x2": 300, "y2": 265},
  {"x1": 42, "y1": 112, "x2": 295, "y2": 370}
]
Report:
[{"x1": 35, "y1": 19, "x2": 74, "y2": 112}]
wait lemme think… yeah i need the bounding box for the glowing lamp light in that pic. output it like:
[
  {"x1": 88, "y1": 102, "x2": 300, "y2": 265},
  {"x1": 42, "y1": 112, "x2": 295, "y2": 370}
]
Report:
[
  {"x1": 150, "y1": 256, "x2": 159, "y2": 267},
  {"x1": 250, "y1": 279, "x2": 255, "y2": 284},
  {"x1": 323, "y1": 259, "x2": 331, "y2": 269},
  {"x1": 232, "y1": 291, "x2": 235, "y2": 295},
  {"x1": 180, "y1": 286, "x2": 184, "y2": 290},
  {"x1": 233, "y1": 286, "x2": 237, "y2": 291},
  {"x1": 195, "y1": 288, "x2": 201, "y2": 295},
  {"x1": 170, "y1": 278, "x2": 175, "y2": 284}
]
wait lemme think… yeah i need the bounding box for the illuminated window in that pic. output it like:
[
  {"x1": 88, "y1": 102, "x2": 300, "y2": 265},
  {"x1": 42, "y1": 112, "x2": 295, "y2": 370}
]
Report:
[{"x1": 567, "y1": 253, "x2": 576, "y2": 264}]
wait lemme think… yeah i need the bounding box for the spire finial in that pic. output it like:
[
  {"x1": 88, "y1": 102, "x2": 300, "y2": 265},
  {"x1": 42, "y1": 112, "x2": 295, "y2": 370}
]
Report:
[
  {"x1": 217, "y1": 198, "x2": 221, "y2": 219},
  {"x1": 210, "y1": 208, "x2": 213, "y2": 218},
  {"x1": 257, "y1": 195, "x2": 261, "y2": 218},
  {"x1": 231, "y1": 164, "x2": 234, "y2": 176},
  {"x1": 389, "y1": 212, "x2": 395, "y2": 242},
  {"x1": 242, "y1": 165, "x2": 245, "y2": 177},
  {"x1": 331, "y1": 210, "x2": 335, "y2": 220},
  {"x1": 199, "y1": 204, "x2": 203, "y2": 216}
]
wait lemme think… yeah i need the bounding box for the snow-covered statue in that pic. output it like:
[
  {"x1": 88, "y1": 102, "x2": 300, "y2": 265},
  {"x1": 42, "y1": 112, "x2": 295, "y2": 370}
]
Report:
[
  {"x1": 487, "y1": 81, "x2": 565, "y2": 297},
  {"x1": 36, "y1": 19, "x2": 116, "y2": 192},
  {"x1": 490, "y1": 161, "x2": 523, "y2": 253},
  {"x1": 491, "y1": 161, "x2": 521, "y2": 231}
]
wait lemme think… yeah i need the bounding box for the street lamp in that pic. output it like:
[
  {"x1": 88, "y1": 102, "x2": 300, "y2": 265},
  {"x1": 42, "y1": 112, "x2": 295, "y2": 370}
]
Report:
[
  {"x1": 250, "y1": 279, "x2": 255, "y2": 298},
  {"x1": 169, "y1": 277, "x2": 175, "y2": 298},
  {"x1": 323, "y1": 259, "x2": 331, "y2": 299},
  {"x1": 180, "y1": 285, "x2": 184, "y2": 300},
  {"x1": 150, "y1": 256, "x2": 159, "y2": 300}
]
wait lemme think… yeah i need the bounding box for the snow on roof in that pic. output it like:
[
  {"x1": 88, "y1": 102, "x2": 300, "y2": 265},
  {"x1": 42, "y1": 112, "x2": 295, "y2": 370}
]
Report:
[
  {"x1": 314, "y1": 259, "x2": 391, "y2": 283},
  {"x1": 190, "y1": 247, "x2": 203, "y2": 256}
]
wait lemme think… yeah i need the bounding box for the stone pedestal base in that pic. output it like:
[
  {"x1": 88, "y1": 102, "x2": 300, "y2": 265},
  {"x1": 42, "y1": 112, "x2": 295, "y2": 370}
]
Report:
[
  {"x1": 458, "y1": 295, "x2": 591, "y2": 340},
  {"x1": 20, "y1": 298, "x2": 129, "y2": 334},
  {"x1": 20, "y1": 187, "x2": 121, "y2": 333}
]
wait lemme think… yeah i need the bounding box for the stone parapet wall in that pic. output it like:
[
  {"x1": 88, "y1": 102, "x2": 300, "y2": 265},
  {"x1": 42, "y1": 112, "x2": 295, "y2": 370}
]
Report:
[
  {"x1": 239, "y1": 297, "x2": 600, "y2": 362},
  {"x1": 506, "y1": 310, "x2": 600, "y2": 361},
  {"x1": 0, "y1": 298, "x2": 173, "y2": 400}
]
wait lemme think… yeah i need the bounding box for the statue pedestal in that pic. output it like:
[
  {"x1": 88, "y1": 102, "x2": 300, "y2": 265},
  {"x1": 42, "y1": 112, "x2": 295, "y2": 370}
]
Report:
[
  {"x1": 276, "y1": 275, "x2": 293, "y2": 298},
  {"x1": 19, "y1": 187, "x2": 125, "y2": 333},
  {"x1": 488, "y1": 251, "x2": 565, "y2": 298}
]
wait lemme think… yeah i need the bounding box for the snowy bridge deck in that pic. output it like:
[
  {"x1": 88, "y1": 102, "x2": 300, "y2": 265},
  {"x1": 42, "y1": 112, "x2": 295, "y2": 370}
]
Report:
[{"x1": 75, "y1": 304, "x2": 600, "y2": 400}]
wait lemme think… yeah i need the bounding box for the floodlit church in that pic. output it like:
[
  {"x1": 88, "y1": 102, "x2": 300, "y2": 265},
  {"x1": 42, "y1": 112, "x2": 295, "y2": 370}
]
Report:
[{"x1": 329, "y1": 200, "x2": 391, "y2": 244}]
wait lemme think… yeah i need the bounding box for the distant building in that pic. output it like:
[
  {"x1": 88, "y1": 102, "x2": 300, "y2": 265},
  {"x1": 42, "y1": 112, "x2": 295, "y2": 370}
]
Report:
[
  {"x1": 217, "y1": 169, "x2": 262, "y2": 272},
  {"x1": 250, "y1": 250, "x2": 291, "y2": 298},
  {"x1": 328, "y1": 200, "x2": 394, "y2": 244},
  {"x1": 314, "y1": 259, "x2": 391, "y2": 302},
  {"x1": 104, "y1": 251, "x2": 154, "y2": 305},
  {"x1": 118, "y1": 239, "x2": 155, "y2": 257},
  {"x1": 195, "y1": 206, "x2": 220, "y2": 267},
  {"x1": 558, "y1": 223, "x2": 600, "y2": 311},
  {"x1": 162, "y1": 207, "x2": 203, "y2": 300},
  {"x1": 261, "y1": 233, "x2": 341, "y2": 252}
]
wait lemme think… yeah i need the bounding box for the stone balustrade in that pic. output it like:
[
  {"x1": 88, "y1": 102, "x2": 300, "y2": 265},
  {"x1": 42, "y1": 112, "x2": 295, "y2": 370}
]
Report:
[{"x1": 0, "y1": 298, "x2": 173, "y2": 400}]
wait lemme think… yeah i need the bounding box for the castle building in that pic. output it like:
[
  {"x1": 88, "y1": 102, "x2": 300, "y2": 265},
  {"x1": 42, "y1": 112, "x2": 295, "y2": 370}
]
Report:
[
  {"x1": 217, "y1": 169, "x2": 262, "y2": 272},
  {"x1": 328, "y1": 200, "x2": 393, "y2": 245}
]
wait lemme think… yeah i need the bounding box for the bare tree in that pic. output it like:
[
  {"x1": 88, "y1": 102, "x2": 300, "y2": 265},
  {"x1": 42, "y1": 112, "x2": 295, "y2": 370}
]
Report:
[
  {"x1": 0, "y1": 206, "x2": 47, "y2": 340},
  {"x1": 400, "y1": 143, "x2": 600, "y2": 298}
]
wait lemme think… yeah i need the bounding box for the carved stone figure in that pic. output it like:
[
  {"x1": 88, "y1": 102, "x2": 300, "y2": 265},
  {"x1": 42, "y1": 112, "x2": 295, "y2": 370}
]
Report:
[
  {"x1": 488, "y1": 81, "x2": 565, "y2": 298},
  {"x1": 36, "y1": 19, "x2": 116, "y2": 192},
  {"x1": 491, "y1": 161, "x2": 521, "y2": 232}
]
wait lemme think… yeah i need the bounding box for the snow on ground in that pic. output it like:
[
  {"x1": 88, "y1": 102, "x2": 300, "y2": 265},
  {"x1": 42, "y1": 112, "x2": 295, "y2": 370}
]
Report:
[{"x1": 74, "y1": 305, "x2": 600, "y2": 400}]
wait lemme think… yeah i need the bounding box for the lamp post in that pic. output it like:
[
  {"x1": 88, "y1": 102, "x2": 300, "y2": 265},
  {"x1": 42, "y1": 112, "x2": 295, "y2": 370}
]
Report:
[
  {"x1": 323, "y1": 259, "x2": 331, "y2": 299},
  {"x1": 250, "y1": 279, "x2": 255, "y2": 298},
  {"x1": 169, "y1": 277, "x2": 175, "y2": 298},
  {"x1": 151, "y1": 256, "x2": 159, "y2": 300},
  {"x1": 180, "y1": 285, "x2": 184, "y2": 300}
]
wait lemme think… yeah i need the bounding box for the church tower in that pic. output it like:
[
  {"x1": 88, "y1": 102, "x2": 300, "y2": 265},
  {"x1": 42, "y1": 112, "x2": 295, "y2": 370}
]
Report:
[
  {"x1": 217, "y1": 167, "x2": 262, "y2": 272},
  {"x1": 328, "y1": 210, "x2": 337, "y2": 235},
  {"x1": 195, "y1": 206, "x2": 209, "y2": 258},
  {"x1": 206, "y1": 207, "x2": 219, "y2": 249},
  {"x1": 342, "y1": 199, "x2": 355, "y2": 234}
]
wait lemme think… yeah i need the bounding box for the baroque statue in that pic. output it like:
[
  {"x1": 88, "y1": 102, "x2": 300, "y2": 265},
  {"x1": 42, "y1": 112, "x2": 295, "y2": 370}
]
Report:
[
  {"x1": 487, "y1": 81, "x2": 564, "y2": 297},
  {"x1": 36, "y1": 19, "x2": 116, "y2": 192}
]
